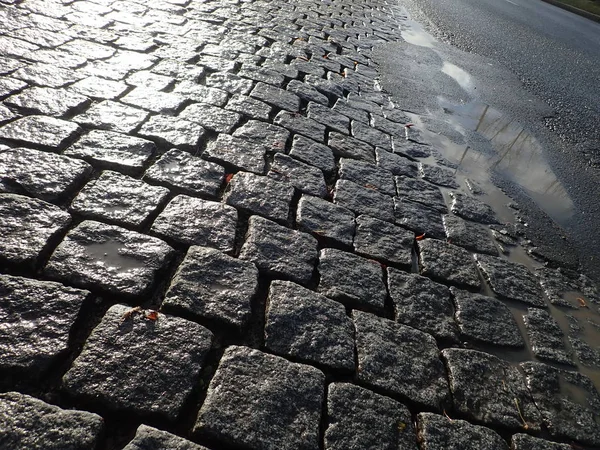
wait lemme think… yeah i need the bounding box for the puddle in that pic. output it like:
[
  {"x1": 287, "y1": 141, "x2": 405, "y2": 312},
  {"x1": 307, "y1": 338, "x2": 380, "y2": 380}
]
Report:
[
  {"x1": 84, "y1": 241, "x2": 146, "y2": 272},
  {"x1": 441, "y1": 62, "x2": 473, "y2": 92},
  {"x1": 400, "y1": 17, "x2": 436, "y2": 48}
]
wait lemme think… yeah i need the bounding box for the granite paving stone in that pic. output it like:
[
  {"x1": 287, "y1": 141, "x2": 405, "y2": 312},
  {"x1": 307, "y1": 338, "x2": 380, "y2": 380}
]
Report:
[
  {"x1": 289, "y1": 134, "x2": 336, "y2": 174},
  {"x1": 475, "y1": 254, "x2": 545, "y2": 307},
  {"x1": 0, "y1": 147, "x2": 91, "y2": 202},
  {"x1": 4, "y1": 86, "x2": 90, "y2": 117},
  {"x1": 206, "y1": 72, "x2": 254, "y2": 95},
  {"x1": 68, "y1": 76, "x2": 128, "y2": 100},
  {"x1": 287, "y1": 80, "x2": 329, "y2": 105},
  {"x1": 387, "y1": 268, "x2": 459, "y2": 342},
  {"x1": 442, "y1": 214, "x2": 498, "y2": 255},
  {"x1": 225, "y1": 93, "x2": 272, "y2": 120},
  {"x1": 144, "y1": 148, "x2": 224, "y2": 198},
  {"x1": 203, "y1": 134, "x2": 266, "y2": 174},
  {"x1": 274, "y1": 110, "x2": 326, "y2": 142},
  {"x1": 63, "y1": 304, "x2": 213, "y2": 420},
  {"x1": 250, "y1": 81, "x2": 300, "y2": 112},
  {"x1": 121, "y1": 87, "x2": 186, "y2": 114},
  {"x1": 179, "y1": 103, "x2": 240, "y2": 133},
  {"x1": 417, "y1": 412, "x2": 508, "y2": 450},
  {"x1": 339, "y1": 157, "x2": 396, "y2": 196},
  {"x1": 124, "y1": 425, "x2": 209, "y2": 450},
  {"x1": 442, "y1": 348, "x2": 541, "y2": 430},
  {"x1": 318, "y1": 248, "x2": 387, "y2": 311},
  {"x1": 74, "y1": 100, "x2": 149, "y2": 134},
  {"x1": 45, "y1": 220, "x2": 174, "y2": 296},
  {"x1": 395, "y1": 176, "x2": 447, "y2": 213},
  {"x1": 0, "y1": 391, "x2": 103, "y2": 450},
  {"x1": 0, "y1": 57, "x2": 26, "y2": 76},
  {"x1": 394, "y1": 198, "x2": 445, "y2": 239},
  {"x1": 163, "y1": 246, "x2": 258, "y2": 329},
  {"x1": 570, "y1": 336, "x2": 600, "y2": 368},
  {"x1": 151, "y1": 59, "x2": 205, "y2": 81},
  {"x1": 60, "y1": 39, "x2": 115, "y2": 60},
  {"x1": 451, "y1": 288, "x2": 524, "y2": 347},
  {"x1": 12, "y1": 62, "x2": 85, "y2": 88},
  {"x1": 138, "y1": 114, "x2": 206, "y2": 149},
  {"x1": 419, "y1": 163, "x2": 459, "y2": 189},
  {"x1": 0, "y1": 115, "x2": 80, "y2": 150},
  {"x1": 395, "y1": 140, "x2": 432, "y2": 159},
  {"x1": 239, "y1": 215, "x2": 318, "y2": 286},
  {"x1": 0, "y1": 36, "x2": 39, "y2": 58},
  {"x1": 351, "y1": 120, "x2": 392, "y2": 150},
  {"x1": 333, "y1": 179, "x2": 394, "y2": 222},
  {"x1": 71, "y1": 171, "x2": 169, "y2": 228},
  {"x1": 194, "y1": 345, "x2": 324, "y2": 449},
  {"x1": 375, "y1": 148, "x2": 418, "y2": 178},
  {"x1": 65, "y1": 130, "x2": 155, "y2": 175},
  {"x1": 325, "y1": 383, "x2": 417, "y2": 450},
  {"x1": 151, "y1": 195, "x2": 237, "y2": 251},
  {"x1": 534, "y1": 267, "x2": 586, "y2": 308},
  {"x1": 354, "y1": 310, "x2": 450, "y2": 410},
  {"x1": 307, "y1": 102, "x2": 351, "y2": 134},
  {"x1": 297, "y1": 195, "x2": 355, "y2": 247},
  {"x1": 304, "y1": 76, "x2": 345, "y2": 100},
  {"x1": 232, "y1": 120, "x2": 290, "y2": 152},
  {"x1": 225, "y1": 171, "x2": 293, "y2": 224},
  {"x1": 328, "y1": 132, "x2": 375, "y2": 162},
  {"x1": 126, "y1": 71, "x2": 173, "y2": 91},
  {"x1": 172, "y1": 82, "x2": 229, "y2": 107},
  {"x1": 0, "y1": 103, "x2": 17, "y2": 123},
  {"x1": 268, "y1": 153, "x2": 327, "y2": 198},
  {"x1": 511, "y1": 434, "x2": 571, "y2": 450},
  {"x1": 0, "y1": 194, "x2": 71, "y2": 268},
  {"x1": 354, "y1": 215, "x2": 413, "y2": 267},
  {"x1": 238, "y1": 65, "x2": 286, "y2": 87},
  {"x1": 523, "y1": 308, "x2": 572, "y2": 365},
  {"x1": 265, "y1": 280, "x2": 355, "y2": 371},
  {"x1": 418, "y1": 239, "x2": 481, "y2": 289},
  {"x1": 450, "y1": 192, "x2": 498, "y2": 224}
]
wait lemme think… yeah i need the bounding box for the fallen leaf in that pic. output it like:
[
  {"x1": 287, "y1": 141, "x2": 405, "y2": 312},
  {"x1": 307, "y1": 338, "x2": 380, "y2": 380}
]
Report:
[
  {"x1": 225, "y1": 173, "x2": 234, "y2": 183},
  {"x1": 146, "y1": 310, "x2": 159, "y2": 321},
  {"x1": 416, "y1": 233, "x2": 426, "y2": 241},
  {"x1": 577, "y1": 297, "x2": 588, "y2": 308}
]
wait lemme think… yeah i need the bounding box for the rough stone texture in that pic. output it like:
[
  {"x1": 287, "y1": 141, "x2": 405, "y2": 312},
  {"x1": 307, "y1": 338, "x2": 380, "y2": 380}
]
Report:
[
  {"x1": 239, "y1": 215, "x2": 318, "y2": 286},
  {"x1": 418, "y1": 239, "x2": 481, "y2": 289},
  {"x1": 70, "y1": 76, "x2": 128, "y2": 100},
  {"x1": 354, "y1": 310, "x2": 450, "y2": 410},
  {"x1": 354, "y1": 215, "x2": 413, "y2": 267},
  {"x1": 289, "y1": 135, "x2": 336, "y2": 174},
  {"x1": 387, "y1": 268, "x2": 459, "y2": 343},
  {"x1": 521, "y1": 361, "x2": 600, "y2": 446},
  {"x1": 394, "y1": 198, "x2": 445, "y2": 239},
  {"x1": 225, "y1": 93, "x2": 272, "y2": 120},
  {"x1": 333, "y1": 179, "x2": 394, "y2": 223},
  {"x1": 326, "y1": 383, "x2": 417, "y2": 450},
  {"x1": 0, "y1": 194, "x2": 71, "y2": 268},
  {"x1": 328, "y1": 132, "x2": 375, "y2": 162},
  {"x1": 144, "y1": 149, "x2": 224, "y2": 198},
  {"x1": 124, "y1": 425, "x2": 209, "y2": 450},
  {"x1": 225, "y1": 172, "x2": 293, "y2": 224},
  {"x1": 65, "y1": 130, "x2": 155, "y2": 175},
  {"x1": 63, "y1": 304, "x2": 213, "y2": 420},
  {"x1": 179, "y1": 103, "x2": 241, "y2": 134},
  {"x1": 45, "y1": 220, "x2": 173, "y2": 296},
  {"x1": 138, "y1": 115, "x2": 206, "y2": 149},
  {"x1": 523, "y1": 308, "x2": 572, "y2": 365},
  {"x1": 268, "y1": 153, "x2": 327, "y2": 198},
  {"x1": 274, "y1": 110, "x2": 326, "y2": 143},
  {"x1": 0, "y1": 115, "x2": 80, "y2": 150},
  {"x1": 0, "y1": 391, "x2": 103, "y2": 450},
  {"x1": 319, "y1": 248, "x2": 387, "y2": 311},
  {"x1": 376, "y1": 148, "x2": 418, "y2": 178},
  {"x1": 288, "y1": 81, "x2": 328, "y2": 106},
  {"x1": 163, "y1": 246, "x2": 258, "y2": 329},
  {"x1": 307, "y1": 102, "x2": 351, "y2": 134},
  {"x1": 475, "y1": 254, "x2": 545, "y2": 307},
  {"x1": 203, "y1": 134, "x2": 266, "y2": 174},
  {"x1": 0, "y1": 147, "x2": 91, "y2": 202},
  {"x1": 442, "y1": 348, "x2": 541, "y2": 431},
  {"x1": 297, "y1": 195, "x2": 355, "y2": 247},
  {"x1": 249, "y1": 81, "x2": 301, "y2": 112},
  {"x1": 395, "y1": 176, "x2": 447, "y2": 213},
  {"x1": 534, "y1": 267, "x2": 591, "y2": 308},
  {"x1": 442, "y1": 214, "x2": 498, "y2": 255},
  {"x1": 151, "y1": 195, "x2": 237, "y2": 251},
  {"x1": 339, "y1": 157, "x2": 396, "y2": 196},
  {"x1": 570, "y1": 336, "x2": 600, "y2": 368},
  {"x1": 74, "y1": 100, "x2": 149, "y2": 134},
  {"x1": 71, "y1": 171, "x2": 169, "y2": 228},
  {"x1": 450, "y1": 192, "x2": 498, "y2": 224},
  {"x1": 5, "y1": 86, "x2": 90, "y2": 117},
  {"x1": 451, "y1": 288, "x2": 524, "y2": 347},
  {"x1": 418, "y1": 163, "x2": 459, "y2": 189},
  {"x1": 0, "y1": 274, "x2": 89, "y2": 375},
  {"x1": 511, "y1": 434, "x2": 571, "y2": 450},
  {"x1": 265, "y1": 280, "x2": 355, "y2": 371},
  {"x1": 194, "y1": 346, "x2": 324, "y2": 450},
  {"x1": 232, "y1": 120, "x2": 290, "y2": 153},
  {"x1": 417, "y1": 412, "x2": 508, "y2": 450},
  {"x1": 352, "y1": 120, "x2": 392, "y2": 151},
  {"x1": 121, "y1": 88, "x2": 186, "y2": 114}
]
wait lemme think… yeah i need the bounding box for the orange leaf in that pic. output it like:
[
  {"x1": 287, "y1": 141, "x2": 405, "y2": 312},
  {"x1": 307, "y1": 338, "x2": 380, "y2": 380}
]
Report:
[
  {"x1": 577, "y1": 297, "x2": 588, "y2": 308},
  {"x1": 416, "y1": 233, "x2": 426, "y2": 241},
  {"x1": 225, "y1": 173, "x2": 234, "y2": 183},
  {"x1": 146, "y1": 310, "x2": 159, "y2": 321}
]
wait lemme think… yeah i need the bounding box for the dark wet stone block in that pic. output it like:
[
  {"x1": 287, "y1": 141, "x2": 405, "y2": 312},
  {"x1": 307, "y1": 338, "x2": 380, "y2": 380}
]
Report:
[
  {"x1": 521, "y1": 361, "x2": 600, "y2": 446},
  {"x1": 274, "y1": 110, "x2": 326, "y2": 143},
  {"x1": 0, "y1": 115, "x2": 80, "y2": 150},
  {"x1": 225, "y1": 171, "x2": 293, "y2": 224},
  {"x1": 570, "y1": 336, "x2": 600, "y2": 368},
  {"x1": 45, "y1": 220, "x2": 174, "y2": 296},
  {"x1": 225, "y1": 94, "x2": 272, "y2": 121},
  {"x1": 0, "y1": 194, "x2": 70, "y2": 268},
  {"x1": 318, "y1": 248, "x2": 386, "y2": 311},
  {"x1": 511, "y1": 434, "x2": 571, "y2": 450},
  {"x1": 204, "y1": 134, "x2": 266, "y2": 174},
  {"x1": 351, "y1": 120, "x2": 392, "y2": 151},
  {"x1": 71, "y1": 171, "x2": 169, "y2": 228},
  {"x1": 250, "y1": 81, "x2": 301, "y2": 112},
  {"x1": 375, "y1": 148, "x2": 418, "y2": 178},
  {"x1": 451, "y1": 288, "x2": 524, "y2": 347},
  {"x1": 206, "y1": 72, "x2": 254, "y2": 95},
  {"x1": 5, "y1": 86, "x2": 90, "y2": 117},
  {"x1": 289, "y1": 134, "x2": 336, "y2": 174},
  {"x1": 232, "y1": 120, "x2": 290, "y2": 153},
  {"x1": 333, "y1": 179, "x2": 394, "y2": 223},
  {"x1": 65, "y1": 130, "x2": 155, "y2": 175},
  {"x1": 0, "y1": 274, "x2": 89, "y2": 375},
  {"x1": 523, "y1": 308, "x2": 572, "y2": 365},
  {"x1": 395, "y1": 140, "x2": 432, "y2": 159},
  {"x1": 534, "y1": 267, "x2": 591, "y2": 308},
  {"x1": 265, "y1": 280, "x2": 355, "y2": 371},
  {"x1": 328, "y1": 132, "x2": 375, "y2": 162},
  {"x1": 121, "y1": 87, "x2": 186, "y2": 114},
  {"x1": 475, "y1": 254, "x2": 545, "y2": 307},
  {"x1": 307, "y1": 102, "x2": 351, "y2": 134},
  {"x1": 297, "y1": 195, "x2": 355, "y2": 247},
  {"x1": 74, "y1": 100, "x2": 149, "y2": 134},
  {"x1": 124, "y1": 425, "x2": 209, "y2": 450},
  {"x1": 418, "y1": 239, "x2": 481, "y2": 289},
  {"x1": 239, "y1": 215, "x2": 318, "y2": 286},
  {"x1": 144, "y1": 148, "x2": 224, "y2": 198},
  {"x1": 287, "y1": 80, "x2": 328, "y2": 105},
  {"x1": 395, "y1": 176, "x2": 447, "y2": 213},
  {"x1": 387, "y1": 268, "x2": 459, "y2": 342},
  {"x1": 325, "y1": 383, "x2": 417, "y2": 450},
  {"x1": 194, "y1": 346, "x2": 324, "y2": 449},
  {"x1": 268, "y1": 153, "x2": 327, "y2": 198},
  {"x1": 63, "y1": 304, "x2": 213, "y2": 420},
  {"x1": 417, "y1": 412, "x2": 508, "y2": 450},
  {"x1": 450, "y1": 192, "x2": 498, "y2": 224},
  {"x1": 354, "y1": 214, "x2": 413, "y2": 267},
  {"x1": 163, "y1": 246, "x2": 258, "y2": 329},
  {"x1": 152, "y1": 195, "x2": 237, "y2": 251},
  {"x1": 69, "y1": 76, "x2": 128, "y2": 100},
  {"x1": 393, "y1": 198, "x2": 445, "y2": 239},
  {"x1": 0, "y1": 392, "x2": 103, "y2": 449},
  {"x1": 419, "y1": 163, "x2": 459, "y2": 189},
  {"x1": 339, "y1": 157, "x2": 395, "y2": 196},
  {"x1": 179, "y1": 104, "x2": 241, "y2": 134},
  {"x1": 354, "y1": 310, "x2": 450, "y2": 410},
  {"x1": 442, "y1": 214, "x2": 498, "y2": 256},
  {"x1": 0, "y1": 147, "x2": 91, "y2": 202},
  {"x1": 138, "y1": 114, "x2": 206, "y2": 149}
]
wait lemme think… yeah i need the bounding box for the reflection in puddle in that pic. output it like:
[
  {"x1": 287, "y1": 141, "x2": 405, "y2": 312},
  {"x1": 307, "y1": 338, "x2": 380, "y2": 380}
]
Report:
[
  {"x1": 441, "y1": 62, "x2": 473, "y2": 91},
  {"x1": 400, "y1": 17, "x2": 436, "y2": 48},
  {"x1": 84, "y1": 241, "x2": 146, "y2": 272}
]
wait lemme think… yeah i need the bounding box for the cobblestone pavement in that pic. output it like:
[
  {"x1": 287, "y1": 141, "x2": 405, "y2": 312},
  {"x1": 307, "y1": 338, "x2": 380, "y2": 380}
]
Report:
[{"x1": 1, "y1": 0, "x2": 600, "y2": 449}]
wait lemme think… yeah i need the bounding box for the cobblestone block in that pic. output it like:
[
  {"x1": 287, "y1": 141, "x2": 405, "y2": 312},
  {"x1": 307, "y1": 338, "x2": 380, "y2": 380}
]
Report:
[
  {"x1": 12, "y1": 62, "x2": 85, "y2": 88},
  {"x1": 304, "y1": 75, "x2": 345, "y2": 100},
  {"x1": 225, "y1": 172, "x2": 293, "y2": 224},
  {"x1": 289, "y1": 134, "x2": 336, "y2": 174},
  {"x1": 475, "y1": 254, "x2": 545, "y2": 307},
  {"x1": 124, "y1": 425, "x2": 209, "y2": 450},
  {"x1": 325, "y1": 383, "x2": 417, "y2": 450},
  {"x1": 0, "y1": 194, "x2": 70, "y2": 268},
  {"x1": 354, "y1": 310, "x2": 449, "y2": 410},
  {"x1": 63, "y1": 304, "x2": 213, "y2": 420},
  {"x1": 395, "y1": 140, "x2": 432, "y2": 158},
  {"x1": 333, "y1": 179, "x2": 394, "y2": 222},
  {"x1": 138, "y1": 114, "x2": 206, "y2": 149},
  {"x1": 0, "y1": 147, "x2": 91, "y2": 202},
  {"x1": 195, "y1": 346, "x2": 324, "y2": 449},
  {"x1": 351, "y1": 120, "x2": 392, "y2": 151},
  {"x1": 152, "y1": 59, "x2": 205, "y2": 81},
  {"x1": 71, "y1": 171, "x2": 168, "y2": 228},
  {"x1": 69, "y1": 76, "x2": 128, "y2": 100},
  {"x1": 233, "y1": 120, "x2": 290, "y2": 152},
  {"x1": 534, "y1": 267, "x2": 587, "y2": 308},
  {"x1": 206, "y1": 72, "x2": 254, "y2": 95},
  {"x1": 265, "y1": 280, "x2": 355, "y2": 371},
  {"x1": 0, "y1": 103, "x2": 17, "y2": 123},
  {"x1": 152, "y1": 195, "x2": 237, "y2": 250},
  {"x1": 0, "y1": 392, "x2": 103, "y2": 450},
  {"x1": 0, "y1": 57, "x2": 26, "y2": 76},
  {"x1": 204, "y1": 134, "x2": 266, "y2": 174},
  {"x1": 396, "y1": 176, "x2": 447, "y2": 213},
  {"x1": 74, "y1": 100, "x2": 149, "y2": 134},
  {"x1": 126, "y1": 70, "x2": 173, "y2": 91},
  {"x1": 417, "y1": 412, "x2": 508, "y2": 450},
  {"x1": 442, "y1": 214, "x2": 498, "y2": 255},
  {"x1": 297, "y1": 195, "x2": 355, "y2": 247},
  {"x1": 60, "y1": 38, "x2": 116, "y2": 60},
  {"x1": 450, "y1": 192, "x2": 498, "y2": 224},
  {"x1": 394, "y1": 198, "x2": 445, "y2": 239},
  {"x1": 287, "y1": 79, "x2": 328, "y2": 105},
  {"x1": 239, "y1": 65, "x2": 286, "y2": 87},
  {"x1": 239, "y1": 215, "x2": 318, "y2": 285},
  {"x1": 451, "y1": 288, "x2": 524, "y2": 347},
  {"x1": 328, "y1": 132, "x2": 375, "y2": 162},
  {"x1": 163, "y1": 246, "x2": 258, "y2": 329},
  {"x1": 332, "y1": 99, "x2": 370, "y2": 123},
  {"x1": 375, "y1": 148, "x2": 418, "y2": 177},
  {"x1": 179, "y1": 103, "x2": 240, "y2": 133},
  {"x1": 274, "y1": 110, "x2": 326, "y2": 143},
  {"x1": 173, "y1": 82, "x2": 229, "y2": 107},
  {"x1": 419, "y1": 163, "x2": 459, "y2": 189},
  {"x1": 569, "y1": 336, "x2": 600, "y2": 368},
  {"x1": 354, "y1": 215, "x2": 413, "y2": 267},
  {"x1": 65, "y1": 130, "x2": 155, "y2": 175},
  {"x1": 307, "y1": 102, "x2": 351, "y2": 134},
  {"x1": 387, "y1": 268, "x2": 459, "y2": 342},
  {"x1": 0, "y1": 36, "x2": 39, "y2": 58},
  {"x1": 225, "y1": 93, "x2": 272, "y2": 120},
  {"x1": 121, "y1": 87, "x2": 186, "y2": 114},
  {"x1": 0, "y1": 115, "x2": 80, "y2": 150},
  {"x1": 339, "y1": 157, "x2": 395, "y2": 195},
  {"x1": 418, "y1": 238, "x2": 481, "y2": 289},
  {"x1": 250, "y1": 81, "x2": 300, "y2": 112},
  {"x1": 45, "y1": 220, "x2": 173, "y2": 296},
  {"x1": 5, "y1": 86, "x2": 90, "y2": 117},
  {"x1": 144, "y1": 148, "x2": 224, "y2": 198},
  {"x1": 523, "y1": 308, "x2": 572, "y2": 365},
  {"x1": 511, "y1": 434, "x2": 571, "y2": 450},
  {"x1": 268, "y1": 153, "x2": 327, "y2": 198}
]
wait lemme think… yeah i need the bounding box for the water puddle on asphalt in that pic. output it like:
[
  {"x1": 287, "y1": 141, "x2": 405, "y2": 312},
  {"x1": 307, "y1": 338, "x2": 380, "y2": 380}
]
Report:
[
  {"x1": 84, "y1": 241, "x2": 146, "y2": 272},
  {"x1": 399, "y1": 17, "x2": 436, "y2": 48}
]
